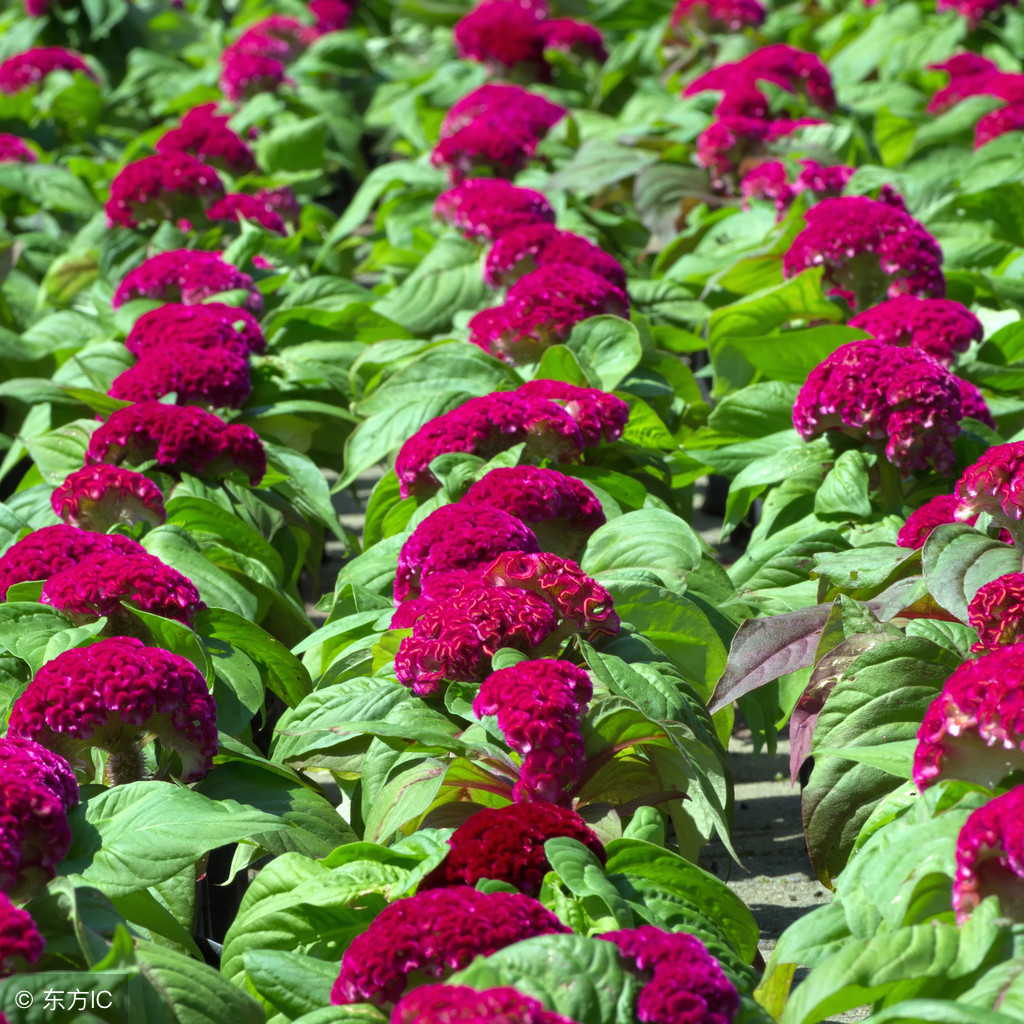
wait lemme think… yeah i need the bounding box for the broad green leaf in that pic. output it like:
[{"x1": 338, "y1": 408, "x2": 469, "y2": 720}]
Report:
[
  {"x1": 566, "y1": 316, "x2": 643, "y2": 392},
  {"x1": 922, "y1": 524, "x2": 1020, "y2": 622},
  {"x1": 243, "y1": 950, "x2": 337, "y2": 1019}
]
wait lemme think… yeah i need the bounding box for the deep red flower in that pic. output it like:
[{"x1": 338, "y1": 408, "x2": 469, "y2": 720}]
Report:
[
  {"x1": 156, "y1": 104, "x2": 257, "y2": 175},
  {"x1": 454, "y1": 1, "x2": 549, "y2": 78},
  {"x1": 106, "y1": 153, "x2": 225, "y2": 230},
  {"x1": 937, "y1": 0, "x2": 1019, "y2": 30},
  {"x1": 975, "y1": 103, "x2": 1024, "y2": 147},
  {"x1": 431, "y1": 115, "x2": 544, "y2": 183},
  {"x1": 954, "y1": 786, "x2": 1024, "y2": 923},
  {"x1": 896, "y1": 493, "x2": 1009, "y2": 549},
  {"x1": 968, "y1": 574, "x2": 1024, "y2": 651},
  {"x1": 219, "y1": 50, "x2": 289, "y2": 102},
  {"x1": 310, "y1": 0, "x2": 354, "y2": 32},
  {"x1": 0, "y1": 135, "x2": 36, "y2": 163},
  {"x1": 956, "y1": 376, "x2": 995, "y2": 429},
  {"x1": 516, "y1": 379, "x2": 629, "y2": 447},
  {"x1": 484, "y1": 224, "x2": 627, "y2": 289},
  {"x1": 125, "y1": 302, "x2": 265, "y2": 360},
  {"x1": 441, "y1": 84, "x2": 566, "y2": 139},
  {"x1": 0, "y1": 772, "x2": 71, "y2": 897},
  {"x1": 110, "y1": 343, "x2": 252, "y2": 408},
  {"x1": 207, "y1": 192, "x2": 287, "y2": 234},
  {"x1": 540, "y1": 19, "x2": 607, "y2": 62},
  {"x1": 955, "y1": 442, "x2": 1024, "y2": 543},
  {"x1": 928, "y1": 70, "x2": 1024, "y2": 115},
  {"x1": 51, "y1": 464, "x2": 166, "y2": 532},
  {"x1": 0, "y1": 737, "x2": 79, "y2": 810},
  {"x1": 0, "y1": 47, "x2": 95, "y2": 94},
  {"x1": 0, "y1": 894, "x2": 44, "y2": 978},
  {"x1": 848, "y1": 296, "x2": 982, "y2": 366},
  {"x1": 435, "y1": 178, "x2": 556, "y2": 240},
  {"x1": 391, "y1": 985, "x2": 577, "y2": 1024},
  {"x1": 233, "y1": 16, "x2": 317, "y2": 61},
  {"x1": 669, "y1": 0, "x2": 766, "y2": 34}
]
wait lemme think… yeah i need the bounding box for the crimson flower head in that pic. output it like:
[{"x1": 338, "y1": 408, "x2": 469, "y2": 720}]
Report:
[
  {"x1": 896, "y1": 493, "x2": 1010, "y2": 549},
  {"x1": 968, "y1": 574, "x2": 1024, "y2": 651},
  {"x1": 441, "y1": 83, "x2": 566, "y2": 139},
  {"x1": 310, "y1": 0, "x2": 353, "y2": 32},
  {"x1": 0, "y1": 894, "x2": 44, "y2": 978},
  {"x1": 51, "y1": 464, "x2": 166, "y2": 532},
  {"x1": 106, "y1": 153, "x2": 225, "y2": 230},
  {"x1": 927, "y1": 69, "x2": 1024, "y2": 115},
  {"x1": 474, "y1": 659, "x2": 594, "y2": 804},
  {"x1": 394, "y1": 391, "x2": 585, "y2": 497},
  {"x1": 928, "y1": 53, "x2": 1000, "y2": 78},
  {"x1": 955, "y1": 376, "x2": 996, "y2": 429},
  {"x1": 0, "y1": 524, "x2": 143, "y2": 600},
  {"x1": 540, "y1": 19, "x2": 607, "y2": 62},
  {"x1": 975, "y1": 103, "x2": 1024, "y2": 148},
  {"x1": 432, "y1": 115, "x2": 546, "y2": 183},
  {"x1": 954, "y1": 786, "x2": 1024, "y2": 924},
  {"x1": 914, "y1": 646, "x2": 1024, "y2": 792},
  {"x1": 156, "y1": 104, "x2": 257, "y2": 176},
  {"x1": 219, "y1": 50, "x2": 289, "y2": 102},
  {"x1": 435, "y1": 178, "x2": 556, "y2": 240},
  {"x1": 112, "y1": 249, "x2": 263, "y2": 313},
  {"x1": 395, "y1": 503, "x2": 539, "y2": 604},
  {"x1": 740, "y1": 161, "x2": 793, "y2": 214},
  {"x1": 849, "y1": 296, "x2": 982, "y2": 366},
  {"x1": 937, "y1": 0, "x2": 1019, "y2": 30},
  {"x1": 783, "y1": 196, "x2": 946, "y2": 309},
  {"x1": 599, "y1": 926, "x2": 739, "y2": 1024},
  {"x1": 469, "y1": 265, "x2": 630, "y2": 364},
  {"x1": 0, "y1": 47, "x2": 95, "y2": 94},
  {"x1": 795, "y1": 159, "x2": 855, "y2": 196},
  {"x1": 0, "y1": 736, "x2": 79, "y2": 810},
  {"x1": 516, "y1": 379, "x2": 629, "y2": 447},
  {"x1": 454, "y1": 1, "x2": 549, "y2": 78},
  {"x1": 955, "y1": 442, "x2": 1024, "y2": 544},
  {"x1": 207, "y1": 192, "x2": 287, "y2": 234},
  {"x1": 484, "y1": 224, "x2": 626, "y2": 290},
  {"x1": 8, "y1": 636, "x2": 218, "y2": 784},
  {"x1": 232, "y1": 16, "x2": 317, "y2": 61},
  {"x1": 0, "y1": 135, "x2": 36, "y2": 164},
  {"x1": 421, "y1": 802, "x2": 605, "y2": 895},
  {"x1": 332, "y1": 888, "x2": 568, "y2": 1006},
  {"x1": 794, "y1": 340, "x2": 963, "y2": 473},
  {"x1": 391, "y1": 984, "x2": 577, "y2": 1024},
  {"x1": 0, "y1": 769, "x2": 72, "y2": 897},
  {"x1": 86, "y1": 401, "x2": 266, "y2": 485},
  {"x1": 110, "y1": 343, "x2": 251, "y2": 408},
  {"x1": 669, "y1": 0, "x2": 766, "y2": 34},
  {"x1": 126, "y1": 302, "x2": 265, "y2": 360},
  {"x1": 461, "y1": 465, "x2": 605, "y2": 558}
]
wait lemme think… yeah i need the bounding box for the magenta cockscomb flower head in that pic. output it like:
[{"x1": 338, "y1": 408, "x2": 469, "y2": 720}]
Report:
[
  {"x1": 914, "y1": 646, "x2": 1024, "y2": 791},
  {"x1": 441, "y1": 84, "x2": 566, "y2": 139},
  {"x1": 516, "y1": 380, "x2": 629, "y2": 447},
  {"x1": 0, "y1": 525, "x2": 143, "y2": 600},
  {"x1": 207, "y1": 193, "x2": 287, "y2": 234},
  {"x1": 484, "y1": 224, "x2": 627, "y2": 290},
  {"x1": 395, "y1": 392, "x2": 585, "y2": 497},
  {"x1": 8, "y1": 636, "x2": 218, "y2": 785},
  {"x1": 669, "y1": 0, "x2": 766, "y2": 34},
  {"x1": 41, "y1": 549, "x2": 206, "y2": 628},
  {"x1": 600, "y1": 926, "x2": 739, "y2": 1024},
  {"x1": 969, "y1": 574, "x2": 1024, "y2": 650},
  {"x1": 454, "y1": 1, "x2": 548, "y2": 79},
  {"x1": 394, "y1": 584, "x2": 560, "y2": 695},
  {"x1": 332, "y1": 888, "x2": 569, "y2": 1007},
  {"x1": 783, "y1": 196, "x2": 946, "y2": 309},
  {"x1": 695, "y1": 116, "x2": 770, "y2": 183},
  {"x1": 110, "y1": 343, "x2": 252, "y2": 409},
  {"x1": 955, "y1": 443, "x2": 1024, "y2": 544},
  {"x1": 420, "y1": 802, "x2": 605, "y2": 896},
  {"x1": 848, "y1": 296, "x2": 982, "y2": 366},
  {"x1": 896, "y1": 493, "x2": 1010, "y2": 549},
  {"x1": 0, "y1": 894, "x2": 44, "y2": 978},
  {"x1": 112, "y1": 249, "x2": 263, "y2": 313},
  {"x1": 928, "y1": 70, "x2": 1024, "y2": 115},
  {"x1": 956, "y1": 376, "x2": 996, "y2": 428},
  {"x1": 474, "y1": 659, "x2": 593, "y2": 804},
  {"x1": 219, "y1": 50, "x2": 289, "y2": 102},
  {"x1": 105, "y1": 153, "x2": 226, "y2": 230},
  {"x1": 86, "y1": 401, "x2": 266, "y2": 485},
  {"x1": 0, "y1": 737, "x2": 79, "y2": 810},
  {"x1": 929, "y1": 53, "x2": 1001, "y2": 78},
  {"x1": 254, "y1": 185, "x2": 301, "y2": 224},
  {"x1": 794, "y1": 341, "x2": 963, "y2": 473},
  {"x1": 389, "y1": 568, "x2": 489, "y2": 629},
  {"x1": 310, "y1": 0, "x2": 354, "y2": 32},
  {"x1": 461, "y1": 466, "x2": 605, "y2": 558},
  {"x1": 395, "y1": 504, "x2": 539, "y2": 604},
  {"x1": 975, "y1": 103, "x2": 1024, "y2": 147},
  {"x1": 954, "y1": 787, "x2": 1024, "y2": 923},
  {"x1": 0, "y1": 772, "x2": 71, "y2": 897},
  {"x1": 52, "y1": 464, "x2": 166, "y2": 532},
  {"x1": 156, "y1": 104, "x2": 257, "y2": 176},
  {"x1": 469, "y1": 265, "x2": 630, "y2": 364},
  {"x1": 0, "y1": 135, "x2": 36, "y2": 164},
  {"x1": 0, "y1": 47, "x2": 95, "y2": 94},
  {"x1": 740, "y1": 160, "x2": 793, "y2": 214},
  {"x1": 435, "y1": 179, "x2": 555, "y2": 240},
  {"x1": 938, "y1": 0, "x2": 1019, "y2": 30},
  {"x1": 233, "y1": 16, "x2": 317, "y2": 61},
  {"x1": 126, "y1": 302, "x2": 265, "y2": 360},
  {"x1": 431, "y1": 116, "x2": 544, "y2": 183},
  {"x1": 795, "y1": 159, "x2": 855, "y2": 197},
  {"x1": 540, "y1": 19, "x2": 607, "y2": 63},
  {"x1": 391, "y1": 984, "x2": 577, "y2": 1024},
  {"x1": 24, "y1": 0, "x2": 50, "y2": 15},
  {"x1": 713, "y1": 84, "x2": 770, "y2": 119}
]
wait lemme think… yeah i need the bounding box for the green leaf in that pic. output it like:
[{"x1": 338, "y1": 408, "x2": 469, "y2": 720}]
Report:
[
  {"x1": 243, "y1": 949, "x2": 337, "y2": 1019},
  {"x1": 816, "y1": 740, "x2": 917, "y2": 779},
  {"x1": 547, "y1": 140, "x2": 660, "y2": 194},
  {"x1": 257, "y1": 116, "x2": 328, "y2": 173},
  {"x1": 0, "y1": 603, "x2": 85, "y2": 675},
  {"x1": 864, "y1": 1001, "x2": 1024, "y2": 1024},
  {"x1": 726, "y1": 326, "x2": 868, "y2": 385},
  {"x1": 565, "y1": 316, "x2": 643, "y2": 392},
  {"x1": 814, "y1": 450, "x2": 873, "y2": 519}
]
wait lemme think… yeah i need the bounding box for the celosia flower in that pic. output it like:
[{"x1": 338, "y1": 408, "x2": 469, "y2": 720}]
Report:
[
  {"x1": 483, "y1": 224, "x2": 627, "y2": 290},
  {"x1": 927, "y1": 70, "x2": 1024, "y2": 115},
  {"x1": 669, "y1": 0, "x2": 766, "y2": 34},
  {"x1": 24, "y1": 0, "x2": 50, "y2": 15},
  {"x1": 389, "y1": 568, "x2": 488, "y2": 630},
  {"x1": 0, "y1": 524, "x2": 143, "y2": 600},
  {"x1": 453, "y1": 1, "x2": 548, "y2": 78},
  {"x1": 0, "y1": 772, "x2": 71, "y2": 896},
  {"x1": 208, "y1": 193, "x2": 287, "y2": 234},
  {"x1": 0, "y1": 737, "x2": 79, "y2": 810},
  {"x1": 219, "y1": 50, "x2": 289, "y2": 103},
  {"x1": 896, "y1": 493, "x2": 1010, "y2": 549},
  {"x1": 431, "y1": 115, "x2": 544, "y2": 183},
  {"x1": 695, "y1": 115, "x2": 771, "y2": 182},
  {"x1": 420, "y1": 802, "x2": 605, "y2": 895},
  {"x1": 332, "y1": 888, "x2": 569, "y2": 1006},
  {"x1": 41, "y1": 549, "x2": 205, "y2": 627},
  {"x1": 254, "y1": 185, "x2": 301, "y2": 224},
  {"x1": 435, "y1": 178, "x2": 556, "y2": 240},
  {"x1": 441, "y1": 84, "x2": 565, "y2": 139},
  {"x1": 86, "y1": 401, "x2": 266, "y2": 485},
  {"x1": 849, "y1": 296, "x2": 982, "y2": 366},
  {"x1": 953, "y1": 786, "x2": 1024, "y2": 923},
  {"x1": 795, "y1": 159, "x2": 855, "y2": 196},
  {"x1": 125, "y1": 302, "x2": 265, "y2": 360},
  {"x1": 391, "y1": 984, "x2": 577, "y2": 1024},
  {"x1": 540, "y1": 19, "x2": 607, "y2": 62},
  {"x1": 51, "y1": 464, "x2": 166, "y2": 532},
  {"x1": 599, "y1": 926, "x2": 739, "y2": 1024},
  {"x1": 110, "y1": 343, "x2": 252, "y2": 408},
  {"x1": 474, "y1": 659, "x2": 593, "y2": 804},
  {"x1": 112, "y1": 249, "x2": 263, "y2": 314},
  {"x1": 156, "y1": 103, "x2": 257, "y2": 176},
  {"x1": 740, "y1": 161, "x2": 793, "y2": 214},
  {"x1": 783, "y1": 196, "x2": 946, "y2": 309},
  {"x1": 105, "y1": 153, "x2": 225, "y2": 230},
  {"x1": 956, "y1": 376, "x2": 996, "y2": 429},
  {"x1": 975, "y1": 103, "x2": 1024, "y2": 147},
  {"x1": 714, "y1": 84, "x2": 770, "y2": 119},
  {"x1": 395, "y1": 504, "x2": 539, "y2": 604},
  {"x1": 914, "y1": 646, "x2": 1024, "y2": 792},
  {"x1": 968, "y1": 574, "x2": 1024, "y2": 651},
  {"x1": 0, "y1": 894, "x2": 44, "y2": 978},
  {"x1": 937, "y1": 0, "x2": 1019, "y2": 31},
  {"x1": 516, "y1": 379, "x2": 629, "y2": 447},
  {"x1": 955, "y1": 442, "x2": 1024, "y2": 544},
  {"x1": 8, "y1": 636, "x2": 218, "y2": 784},
  {"x1": 793, "y1": 340, "x2": 963, "y2": 473},
  {"x1": 469, "y1": 265, "x2": 630, "y2": 364},
  {"x1": 394, "y1": 392, "x2": 585, "y2": 497},
  {"x1": 461, "y1": 465, "x2": 605, "y2": 557},
  {"x1": 928, "y1": 53, "x2": 1000, "y2": 78},
  {"x1": 233, "y1": 16, "x2": 316, "y2": 61},
  {"x1": 394, "y1": 585, "x2": 560, "y2": 695},
  {"x1": 0, "y1": 47, "x2": 95, "y2": 94},
  {"x1": 310, "y1": 0, "x2": 353, "y2": 32},
  {"x1": 0, "y1": 135, "x2": 36, "y2": 164}
]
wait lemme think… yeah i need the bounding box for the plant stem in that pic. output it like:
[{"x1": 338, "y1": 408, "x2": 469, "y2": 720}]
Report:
[
  {"x1": 877, "y1": 456, "x2": 904, "y2": 511},
  {"x1": 104, "y1": 744, "x2": 146, "y2": 786}
]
